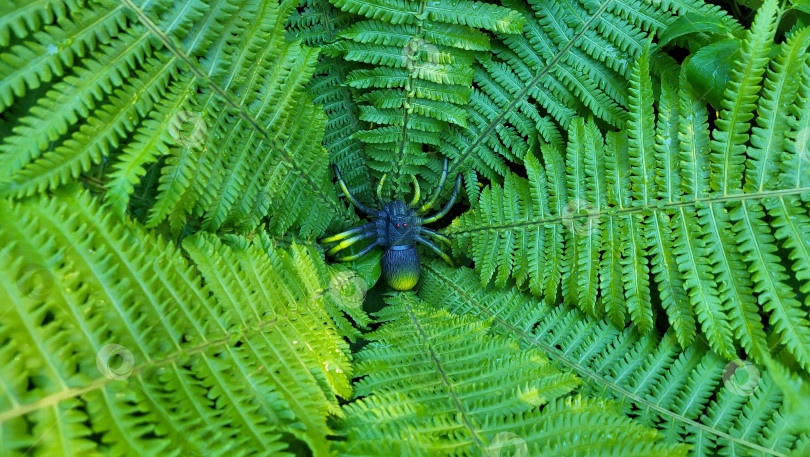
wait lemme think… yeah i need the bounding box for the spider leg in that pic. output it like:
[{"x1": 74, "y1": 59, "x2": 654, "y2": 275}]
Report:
[
  {"x1": 418, "y1": 157, "x2": 448, "y2": 213},
  {"x1": 377, "y1": 173, "x2": 420, "y2": 207},
  {"x1": 326, "y1": 231, "x2": 377, "y2": 257},
  {"x1": 334, "y1": 164, "x2": 376, "y2": 216},
  {"x1": 319, "y1": 222, "x2": 376, "y2": 244},
  {"x1": 376, "y1": 174, "x2": 387, "y2": 206},
  {"x1": 416, "y1": 236, "x2": 454, "y2": 267},
  {"x1": 419, "y1": 227, "x2": 451, "y2": 245},
  {"x1": 334, "y1": 240, "x2": 381, "y2": 262},
  {"x1": 409, "y1": 175, "x2": 421, "y2": 208},
  {"x1": 422, "y1": 173, "x2": 461, "y2": 224}
]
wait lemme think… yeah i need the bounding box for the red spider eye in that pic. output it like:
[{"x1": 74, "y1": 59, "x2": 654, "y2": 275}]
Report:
[
  {"x1": 396, "y1": 224, "x2": 400, "y2": 227},
  {"x1": 403, "y1": 224, "x2": 407, "y2": 227}
]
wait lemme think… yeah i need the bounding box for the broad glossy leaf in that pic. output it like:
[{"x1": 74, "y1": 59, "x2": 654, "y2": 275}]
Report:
[
  {"x1": 684, "y1": 38, "x2": 741, "y2": 110},
  {"x1": 659, "y1": 13, "x2": 740, "y2": 48}
]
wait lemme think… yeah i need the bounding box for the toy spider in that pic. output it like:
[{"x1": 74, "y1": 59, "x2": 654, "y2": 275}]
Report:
[{"x1": 320, "y1": 159, "x2": 461, "y2": 291}]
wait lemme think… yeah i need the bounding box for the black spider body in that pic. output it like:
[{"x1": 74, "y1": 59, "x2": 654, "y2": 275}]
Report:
[
  {"x1": 377, "y1": 200, "x2": 420, "y2": 247},
  {"x1": 320, "y1": 160, "x2": 460, "y2": 291},
  {"x1": 375, "y1": 201, "x2": 423, "y2": 290}
]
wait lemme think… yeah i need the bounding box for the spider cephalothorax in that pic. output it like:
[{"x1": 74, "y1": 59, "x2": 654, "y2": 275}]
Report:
[{"x1": 320, "y1": 159, "x2": 460, "y2": 290}]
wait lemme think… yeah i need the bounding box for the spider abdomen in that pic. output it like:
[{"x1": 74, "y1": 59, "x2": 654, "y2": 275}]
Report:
[{"x1": 382, "y1": 245, "x2": 420, "y2": 291}]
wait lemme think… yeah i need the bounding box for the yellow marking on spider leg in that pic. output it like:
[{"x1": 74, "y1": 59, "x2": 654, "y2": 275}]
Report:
[
  {"x1": 436, "y1": 250, "x2": 455, "y2": 267},
  {"x1": 418, "y1": 158, "x2": 448, "y2": 213},
  {"x1": 320, "y1": 229, "x2": 360, "y2": 243},
  {"x1": 422, "y1": 174, "x2": 461, "y2": 224},
  {"x1": 417, "y1": 235, "x2": 455, "y2": 267},
  {"x1": 377, "y1": 174, "x2": 387, "y2": 201},
  {"x1": 338, "y1": 178, "x2": 354, "y2": 202},
  {"x1": 334, "y1": 164, "x2": 374, "y2": 214},
  {"x1": 320, "y1": 221, "x2": 374, "y2": 243},
  {"x1": 409, "y1": 175, "x2": 420, "y2": 207},
  {"x1": 326, "y1": 234, "x2": 370, "y2": 256},
  {"x1": 425, "y1": 231, "x2": 451, "y2": 245},
  {"x1": 336, "y1": 251, "x2": 365, "y2": 262},
  {"x1": 336, "y1": 241, "x2": 380, "y2": 262},
  {"x1": 320, "y1": 233, "x2": 346, "y2": 243}
]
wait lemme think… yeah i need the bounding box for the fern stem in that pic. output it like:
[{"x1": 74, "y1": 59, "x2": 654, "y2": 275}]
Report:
[
  {"x1": 446, "y1": 0, "x2": 613, "y2": 178},
  {"x1": 0, "y1": 314, "x2": 283, "y2": 423},
  {"x1": 393, "y1": 1, "x2": 425, "y2": 194},
  {"x1": 424, "y1": 264, "x2": 787, "y2": 457},
  {"x1": 449, "y1": 185, "x2": 810, "y2": 235},
  {"x1": 119, "y1": 0, "x2": 338, "y2": 212},
  {"x1": 401, "y1": 294, "x2": 487, "y2": 450}
]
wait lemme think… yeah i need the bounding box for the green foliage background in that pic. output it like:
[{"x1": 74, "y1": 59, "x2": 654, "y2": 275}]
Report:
[{"x1": 1, "y1": 0, "x2": 810, "y2": 454}]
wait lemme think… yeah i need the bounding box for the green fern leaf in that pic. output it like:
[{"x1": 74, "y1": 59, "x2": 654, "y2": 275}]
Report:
[
  {"x1": 0, "y1": 0, "x2": 342, "y2": 236},
  {"x1": 419, "y1": 262, "x2": 804, "y2": 456},
  {"x1": 337, "y1": 291, "x2": 687, "y2": 457},
  {"x1": 709, "y1": 0, "x2": 778, "y2": 196},
  {"x1": 0, "y1": 187, "x2": 363, "y2": 456},
  {"x1": 448, "y1": 4, "x2": 810, "y2": 368}
]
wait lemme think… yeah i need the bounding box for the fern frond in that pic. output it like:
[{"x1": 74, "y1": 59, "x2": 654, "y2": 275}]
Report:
[
  {"x1": 0, "y1": 188, "x2": 363, "y2": 456},
  {"x1": 310, "y1": 50, "x2": 373, "y2": 202},
  {"x1": 419, "y1": 263, "x2": 806, "y2": 457},
  {"x1": 323, "y1": 0, "x2": 525, "y2": 197},
  {"x1": 436, "y1": 0, "x2": 733, "y2": 195},
  {"x1": 0, "y1": 0, "x2": 342, "y2": 237},
  {"x1": 0, "y1": 0, "x2": 83, "y2": 46},
  {"x1": 448, "y1": 13, "x2": 810, "y2": 369},
  {"x1": 337, "y1": 291, "x2": 688, "y2": 457},
  {"x1": 746, "y1": 28, "x2": 810, "y2": 193},
  {"x1": 709, "y1": 0, "x2": 778, "y2": 196}
]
